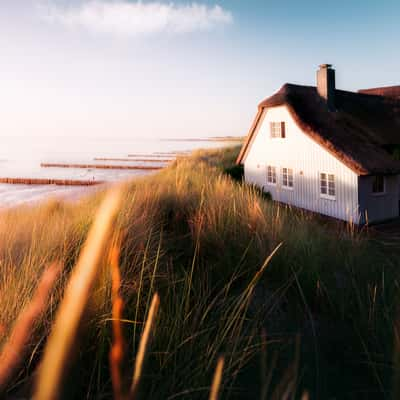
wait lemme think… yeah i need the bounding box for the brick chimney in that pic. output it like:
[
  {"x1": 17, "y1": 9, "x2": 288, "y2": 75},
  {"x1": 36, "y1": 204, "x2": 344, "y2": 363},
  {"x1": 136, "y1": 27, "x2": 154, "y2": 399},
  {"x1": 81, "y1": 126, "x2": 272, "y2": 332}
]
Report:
[{"x1": 317, "y1": 64, "x2": 335, "y2": 110}]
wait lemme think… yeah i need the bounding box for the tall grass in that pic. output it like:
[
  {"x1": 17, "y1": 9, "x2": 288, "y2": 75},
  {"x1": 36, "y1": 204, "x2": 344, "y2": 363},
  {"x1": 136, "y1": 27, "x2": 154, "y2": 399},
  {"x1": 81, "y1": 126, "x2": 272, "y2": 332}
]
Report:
[
  {"x1": 34, "y1": 188, "x2": 123, "y2": 400},
  {"x1": 0, "y1": 145, "x2": 399, "y2": 398},
  {"x1": 0, "y1": 262, "x2": 61, "y2": 392}
]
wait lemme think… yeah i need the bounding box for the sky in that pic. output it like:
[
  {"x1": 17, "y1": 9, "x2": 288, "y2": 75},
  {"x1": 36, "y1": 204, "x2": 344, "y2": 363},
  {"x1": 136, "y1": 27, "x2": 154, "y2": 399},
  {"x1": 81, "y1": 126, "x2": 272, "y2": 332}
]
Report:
[{"x1": 1, "y1": 0, "x2": 399, "y2": 140}]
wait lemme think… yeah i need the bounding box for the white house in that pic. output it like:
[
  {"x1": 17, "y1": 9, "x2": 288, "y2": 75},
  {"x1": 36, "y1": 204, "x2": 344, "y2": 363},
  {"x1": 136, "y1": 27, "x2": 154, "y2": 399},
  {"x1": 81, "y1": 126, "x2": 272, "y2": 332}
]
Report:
[{"x1": 237, "y1": 64, "x2": 400, "y2": 224}]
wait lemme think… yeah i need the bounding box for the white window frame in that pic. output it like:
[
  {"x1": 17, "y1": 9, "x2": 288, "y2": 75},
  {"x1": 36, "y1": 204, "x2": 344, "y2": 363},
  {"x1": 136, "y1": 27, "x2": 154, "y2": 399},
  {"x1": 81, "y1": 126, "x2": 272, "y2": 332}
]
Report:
[
  {"x1": 266, "y1": 166, "x2": 277, "y2": 185},
  {"x1": 270, "y1": 122, "x2": 286, "y2": 139},
  {"x1": 320, "y1": 173, "x2": 336, "y2": 200},
  {"x1": 282, "y1": 167, "x2": 294, "y2": 190},
  {"x1": 371, "y1": 175, "x2": 386, "y2": 196}
]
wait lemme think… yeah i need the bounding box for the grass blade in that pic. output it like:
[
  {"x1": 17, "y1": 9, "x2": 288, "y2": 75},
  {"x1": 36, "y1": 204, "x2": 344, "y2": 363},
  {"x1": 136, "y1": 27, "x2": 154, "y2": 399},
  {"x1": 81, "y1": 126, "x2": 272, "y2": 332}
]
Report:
[
  {"x1": 130, "y1": 293, "x2": 160, "y2": 399},
  {"x1": 33, "y1": 188, "x2": 123, "y2": 400},
  {"x1": 0, "y1": 263, "x2": 61, "y2": 392},
  {"x1": 209, "y1": 357, "x2": 224, "y2": 400},
  {"x1": 109, "y1": 240, "x2": 126, "y2": 400}
]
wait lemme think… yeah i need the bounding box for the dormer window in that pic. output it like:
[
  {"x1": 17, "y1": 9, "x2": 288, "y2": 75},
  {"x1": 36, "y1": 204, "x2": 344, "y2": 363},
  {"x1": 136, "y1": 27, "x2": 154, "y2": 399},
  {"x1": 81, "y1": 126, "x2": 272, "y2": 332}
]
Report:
[
  {"x1": 372, "y1": 175, "x2": 385, "y2": 194},
  {"x1": 270, "y1": 122, "x2": 286, "y2": 138}
]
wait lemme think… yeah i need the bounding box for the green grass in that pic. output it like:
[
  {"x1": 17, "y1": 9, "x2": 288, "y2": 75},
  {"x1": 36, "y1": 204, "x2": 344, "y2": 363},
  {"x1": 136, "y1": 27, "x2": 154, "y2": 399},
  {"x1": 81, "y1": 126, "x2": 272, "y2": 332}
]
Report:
[{"x1": 0, "y1": 145, "x2": 399, "y2": 399}]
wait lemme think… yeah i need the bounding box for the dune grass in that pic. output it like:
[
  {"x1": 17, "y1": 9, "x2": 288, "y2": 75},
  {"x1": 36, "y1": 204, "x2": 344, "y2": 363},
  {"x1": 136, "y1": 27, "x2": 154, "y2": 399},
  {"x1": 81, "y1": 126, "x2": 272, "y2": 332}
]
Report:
[{"x1": 0, "y1": 145, "x2": 399, "y2": 399}]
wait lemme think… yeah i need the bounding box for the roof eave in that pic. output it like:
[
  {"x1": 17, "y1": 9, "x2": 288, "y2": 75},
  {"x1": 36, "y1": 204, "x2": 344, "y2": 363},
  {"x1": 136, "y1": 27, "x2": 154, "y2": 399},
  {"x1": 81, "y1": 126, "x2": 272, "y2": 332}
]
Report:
[{"x1": 236, "y1": 107, "x2": 264, "y2": 165}]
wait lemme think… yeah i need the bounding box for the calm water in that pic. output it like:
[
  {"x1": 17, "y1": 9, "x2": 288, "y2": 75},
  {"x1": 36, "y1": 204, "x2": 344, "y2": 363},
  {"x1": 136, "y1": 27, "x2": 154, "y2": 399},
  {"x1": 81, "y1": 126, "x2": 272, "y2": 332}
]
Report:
[{"x1": 0, "y1": 136, "x2": 236, "y2": 207}]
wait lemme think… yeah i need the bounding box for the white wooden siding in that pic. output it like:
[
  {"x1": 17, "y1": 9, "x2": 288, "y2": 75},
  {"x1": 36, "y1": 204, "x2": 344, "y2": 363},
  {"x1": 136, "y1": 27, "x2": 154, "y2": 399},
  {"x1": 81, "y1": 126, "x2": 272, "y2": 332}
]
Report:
[{"x1": 243, "y1": 105, "x2": 360, "y2": 222}]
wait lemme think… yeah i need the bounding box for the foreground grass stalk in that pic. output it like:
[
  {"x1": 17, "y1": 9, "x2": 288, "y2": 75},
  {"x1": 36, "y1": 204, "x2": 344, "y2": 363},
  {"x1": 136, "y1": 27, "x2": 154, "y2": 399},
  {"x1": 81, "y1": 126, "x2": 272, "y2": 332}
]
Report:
[
  {"x1": 109, "y1": 241, "x2": 126, "y2": 400},
  {"x1": 33, "y1": 188, "x2": 123, "y2": 400},
  {"x1": 209, "y1": 357, "x2": 225, "y2": 400},
  {"x1": 0, "y1": 263, "x2": 61, "y2": 392},
  {"x1": 130, "y1": 293, "x2": 160, "y2": 399},
  {"x1": 301, "y1": 391, "x2": 310, "y2": 400}
]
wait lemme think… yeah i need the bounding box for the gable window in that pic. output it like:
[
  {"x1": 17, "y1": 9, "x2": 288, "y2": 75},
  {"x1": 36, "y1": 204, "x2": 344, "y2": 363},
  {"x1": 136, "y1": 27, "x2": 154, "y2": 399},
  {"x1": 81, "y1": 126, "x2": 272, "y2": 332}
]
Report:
[
  {"x1": 282, "y1": 168, "x2": 293, "y2": 189},
  {"x1": 320, "y1": 173, "x2": 335, "y2": 199},
  {"x1": 270, "y1": 122, "x2": 286, "y2": 138},
  {"x1": 372, "y1": 175, "x2": 385, "y2": 194},
  {"x1": 267, "y1": 166, "x2": 277, "y2": 185}
]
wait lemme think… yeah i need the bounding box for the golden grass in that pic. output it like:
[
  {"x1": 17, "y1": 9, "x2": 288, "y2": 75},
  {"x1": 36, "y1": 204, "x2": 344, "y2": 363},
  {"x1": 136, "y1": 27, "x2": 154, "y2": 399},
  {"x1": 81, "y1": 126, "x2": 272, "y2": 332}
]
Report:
[
  {"x1": 130, "y1": 293, "x2": 160, "y2": 399},
  {"x1": 301, "y1": 391, "x2": 310, "y2": 400},
  {"x1": 33, "y1": 188, "x2": 123, "y2": 400},
  {"x1": 0, "y1": 145, "x2": 395, "y2": 398},
  {"x1": 209, "y1": 357, "x2": 224, "y2": 400},
  {"x1": 109, "y1": 240, "x2": 126, "y2": 400},
  {"x1": 109, "y1": 238, "x2": 161, "y2": 400},
  {"x1": 0, "y1": 262, "x2": 61, "y2": 392}
]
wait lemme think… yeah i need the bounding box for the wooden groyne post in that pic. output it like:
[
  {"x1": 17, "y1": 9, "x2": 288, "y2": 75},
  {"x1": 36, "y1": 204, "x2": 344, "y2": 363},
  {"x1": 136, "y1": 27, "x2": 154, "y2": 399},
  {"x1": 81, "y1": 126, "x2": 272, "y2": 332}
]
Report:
[
  {"x1": 40, "y1": 163, "x2": 163, "y2": 171},
  {"x1": 0, "y1": 177, "x2": 104, "y2": 186}
]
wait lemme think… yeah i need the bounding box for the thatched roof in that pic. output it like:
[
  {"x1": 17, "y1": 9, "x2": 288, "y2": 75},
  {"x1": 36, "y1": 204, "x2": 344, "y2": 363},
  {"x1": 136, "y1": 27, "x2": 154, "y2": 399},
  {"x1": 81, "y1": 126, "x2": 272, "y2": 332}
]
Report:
[
  {"x1": 358, "y1": 85, "x2": 400, "y2": 99},
  {"x1": 236, "y1": 84, "x2": 400, "y2": 175}
]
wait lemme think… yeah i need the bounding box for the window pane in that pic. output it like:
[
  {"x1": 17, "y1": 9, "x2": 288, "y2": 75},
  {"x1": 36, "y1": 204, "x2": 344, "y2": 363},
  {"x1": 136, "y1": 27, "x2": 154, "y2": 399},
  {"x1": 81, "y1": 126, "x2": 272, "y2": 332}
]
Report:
[
  {"x1": 267, "y1": 166, "x2": 276, "y2": 184},
  {"x1": 320, "y1": 173, "x2": 335, "y2": 197},
  {"x1": 328, "y1": 175, "x2": 335, "y2": 196},
  {"x1": 270, "y1": 122, "x2": 279, "y2": 138},
  {"x1": 372, "y1": 176, "x2": 384, "y2": 193},
  {"x1": 282, "y1": 168, "x2": 293, "y2": 187},
  {"x1": 320, "y1": 173, "x2": 328, "y2": 195},
  {"x1": 270, "y1": 122, "x2": 285, "y2": 138}
]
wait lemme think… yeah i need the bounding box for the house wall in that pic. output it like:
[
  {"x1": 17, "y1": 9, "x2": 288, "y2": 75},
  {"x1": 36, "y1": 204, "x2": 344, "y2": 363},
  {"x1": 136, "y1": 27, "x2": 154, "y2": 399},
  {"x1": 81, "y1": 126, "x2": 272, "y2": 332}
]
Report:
[
  {"x1": 243, "y1": 105, "x2": 360, "y2": 223},
  {"x1": 358, "y1": 175, "x2": 400, "y2": 223}
]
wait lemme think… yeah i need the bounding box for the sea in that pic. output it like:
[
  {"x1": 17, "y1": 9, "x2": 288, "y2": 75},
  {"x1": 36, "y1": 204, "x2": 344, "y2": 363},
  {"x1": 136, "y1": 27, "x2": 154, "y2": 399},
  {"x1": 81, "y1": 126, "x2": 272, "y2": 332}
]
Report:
[{"x1": 0, "y1": 136, "x2": 238, "y2": 208}]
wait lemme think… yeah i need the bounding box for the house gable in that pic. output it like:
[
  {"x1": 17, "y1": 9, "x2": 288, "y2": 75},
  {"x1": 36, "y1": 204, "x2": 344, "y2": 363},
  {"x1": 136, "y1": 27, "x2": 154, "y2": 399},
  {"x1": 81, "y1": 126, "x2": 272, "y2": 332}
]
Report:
[
  {"x1": 243, "y1": 105, "x2": 360, "y2": 222},
  {"x1": 244, "y1": 105, "x2": 356, "y2": 175}
]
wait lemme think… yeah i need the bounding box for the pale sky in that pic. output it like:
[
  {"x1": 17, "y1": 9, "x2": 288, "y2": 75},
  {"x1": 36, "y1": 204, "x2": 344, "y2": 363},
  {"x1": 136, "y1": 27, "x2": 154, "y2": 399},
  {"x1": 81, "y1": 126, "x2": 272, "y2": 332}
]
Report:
[{"x1": 1, "y1": 0, "x2": 399, "y2": 140}]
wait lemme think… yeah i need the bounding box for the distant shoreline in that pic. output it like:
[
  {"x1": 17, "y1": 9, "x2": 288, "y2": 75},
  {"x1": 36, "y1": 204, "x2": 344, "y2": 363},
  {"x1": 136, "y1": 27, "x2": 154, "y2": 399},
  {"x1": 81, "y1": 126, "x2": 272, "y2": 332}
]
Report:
[
  {"x1": 0, "y1": 139, "x2": 238, "y2": 208},
  {"x1": 160, "y1": 136, "x2": 244, "y2": 143}
]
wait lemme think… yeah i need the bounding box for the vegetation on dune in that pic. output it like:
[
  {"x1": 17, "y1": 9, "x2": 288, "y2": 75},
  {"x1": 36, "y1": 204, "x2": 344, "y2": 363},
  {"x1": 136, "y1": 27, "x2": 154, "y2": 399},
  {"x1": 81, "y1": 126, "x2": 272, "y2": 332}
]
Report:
[{"x1": 0, "y1": 145, "x2": 399, "y2": 399}]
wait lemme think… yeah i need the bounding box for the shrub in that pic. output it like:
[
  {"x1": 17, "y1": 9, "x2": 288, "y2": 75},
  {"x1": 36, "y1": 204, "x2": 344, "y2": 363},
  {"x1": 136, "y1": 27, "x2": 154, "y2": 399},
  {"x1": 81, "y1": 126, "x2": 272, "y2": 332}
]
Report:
[{"x1": 223, "y1": 164, "x2": 244, "y2": 181}]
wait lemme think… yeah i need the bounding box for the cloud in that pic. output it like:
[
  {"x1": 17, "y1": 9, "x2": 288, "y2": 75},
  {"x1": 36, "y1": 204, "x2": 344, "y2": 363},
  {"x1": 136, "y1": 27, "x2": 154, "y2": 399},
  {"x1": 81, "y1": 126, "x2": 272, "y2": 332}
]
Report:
[{"x1": 39, "y1": 1, "x2": 233, "y2": 36}]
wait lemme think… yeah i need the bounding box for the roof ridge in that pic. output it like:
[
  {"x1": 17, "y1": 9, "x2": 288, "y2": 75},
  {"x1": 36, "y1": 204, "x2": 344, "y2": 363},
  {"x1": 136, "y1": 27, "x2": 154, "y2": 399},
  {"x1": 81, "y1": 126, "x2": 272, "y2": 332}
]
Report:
[{"x1": 238, "y1": 83, "x2": 400, "y2": 174}]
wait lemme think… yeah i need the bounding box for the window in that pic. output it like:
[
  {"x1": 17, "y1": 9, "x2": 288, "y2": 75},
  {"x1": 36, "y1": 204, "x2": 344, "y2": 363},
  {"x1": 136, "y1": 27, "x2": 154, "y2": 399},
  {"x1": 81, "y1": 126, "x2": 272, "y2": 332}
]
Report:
[
  {"x1": 282, "y1": 168, "x2": 293, "y2": 188},
  {"x1": 372, "y1": 175, "x2": 385, "y2": 194},
  {"x1": 270, "y1": 122, "x2": 286, "y2": 138},
  {"x1": 267, "y1": 166, "x2": 277, "y2": 184},
  {"x1": 320, "y1": 173, "x2": 335, "y2": 198}
]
